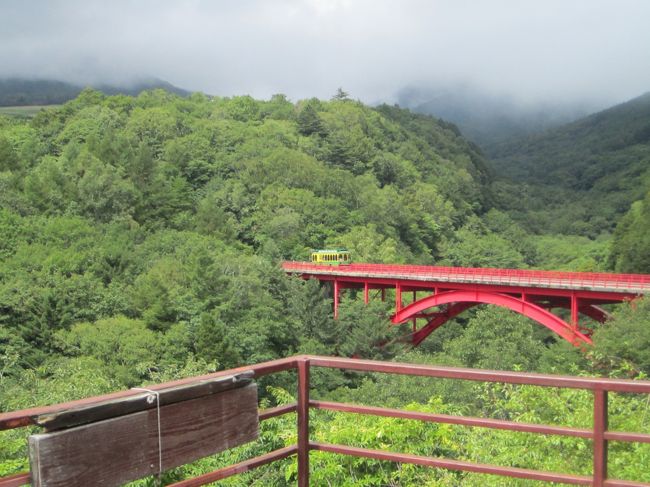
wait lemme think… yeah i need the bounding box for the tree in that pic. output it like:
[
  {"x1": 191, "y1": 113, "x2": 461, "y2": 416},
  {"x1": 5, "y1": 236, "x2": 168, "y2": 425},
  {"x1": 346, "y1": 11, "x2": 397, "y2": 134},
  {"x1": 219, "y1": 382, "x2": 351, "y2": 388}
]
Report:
[
  {"x1": 442, "y1": 307, "x2": 542, "y2": 371},
  {"x1": 193, "y1": 312, "x2": 241, "y2": 369},
  {"x1": 55, "y1": 316, "x2": 158, "y2": 386},
  {"x1": 0, "y1": 136, "x2": 19, "y2": 171},
  {"x1": 296, "y1": 102, "x2": 326, "y2": 137},
  {"x1": 591, "y1": 297, "x2": 650, "y2": 376},
  {"x1": 334, "y1": 299, "x2": 397, "y2": 359},
  {"x1": 74, "y1": 149, "x2": 137, "y2": 222},
  {"x1": 609, "y1": 192, "x2": 650, "y2": 273},
  {"x1": 440, "y1": 217, "x2": 526, "y2": 268},
  {"x1": 331, "y1": 87, "x2": 350, "y2": 101}
]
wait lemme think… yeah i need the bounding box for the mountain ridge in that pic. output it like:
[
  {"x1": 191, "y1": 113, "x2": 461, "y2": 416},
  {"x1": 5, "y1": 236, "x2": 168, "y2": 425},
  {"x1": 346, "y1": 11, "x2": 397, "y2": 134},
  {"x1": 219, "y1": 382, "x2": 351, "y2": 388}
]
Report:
[{"x1": 0, "y1": 77, "x2": 190, "y2": 106}]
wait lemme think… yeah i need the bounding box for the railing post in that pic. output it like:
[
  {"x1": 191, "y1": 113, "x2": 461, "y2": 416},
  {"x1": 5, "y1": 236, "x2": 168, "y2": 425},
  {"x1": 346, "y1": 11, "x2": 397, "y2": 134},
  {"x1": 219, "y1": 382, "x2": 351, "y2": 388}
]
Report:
[
  {"x1": 593, "y1": 388, "x2": 608, "y2": 486},
  {"x1": 333, "y1": 279, "x2": 339, "y2": 319},
  {"x1": 297, "y1": 358, "x2": 310, "y2": 486}
]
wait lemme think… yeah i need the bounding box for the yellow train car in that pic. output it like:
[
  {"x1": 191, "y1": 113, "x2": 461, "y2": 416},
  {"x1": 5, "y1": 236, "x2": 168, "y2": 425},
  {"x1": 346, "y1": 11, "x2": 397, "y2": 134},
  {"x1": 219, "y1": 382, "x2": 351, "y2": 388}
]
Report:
[{"x1": 310, "y1": 249, "x2": 352, "y2": 266}]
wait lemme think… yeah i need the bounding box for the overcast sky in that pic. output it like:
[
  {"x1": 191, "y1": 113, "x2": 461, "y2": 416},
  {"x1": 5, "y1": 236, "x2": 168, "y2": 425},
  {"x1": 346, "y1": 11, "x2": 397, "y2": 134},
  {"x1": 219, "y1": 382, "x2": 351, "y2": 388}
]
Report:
[{"x1": 1, "y1": 0, "x2": 649, "y2": 105}]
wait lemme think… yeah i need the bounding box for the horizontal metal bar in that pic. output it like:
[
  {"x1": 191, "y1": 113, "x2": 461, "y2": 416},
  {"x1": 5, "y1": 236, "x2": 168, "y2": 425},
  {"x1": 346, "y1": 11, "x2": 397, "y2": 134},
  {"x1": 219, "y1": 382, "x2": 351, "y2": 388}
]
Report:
[
  {"x1": 311, "y1": 442, "x2": 593, "y2": 485},
  {"x1": 308, "y1": 356, "x2": 650, "y2": 393},
  {"x1": 311, "y1": 400, "x2": 593, "y2": 439},
  {"x1": 605, "y1": 480, "x2": 650, "y2": 487},
  {"x1": 0, "y1": 356, "x2": 298, "y2": 431},
  {"x1": 259, "y1": 403, "x2": 297, "y2": 421},
  {"x1": 168, "y1": 445, "x2": 298, "y2": 487},
  {"x1": 605, "y1": 431, "x2": 650, "y2": 444},
  {"x1": 0, "y1": 473, "x2": 30, "y2": 487}
]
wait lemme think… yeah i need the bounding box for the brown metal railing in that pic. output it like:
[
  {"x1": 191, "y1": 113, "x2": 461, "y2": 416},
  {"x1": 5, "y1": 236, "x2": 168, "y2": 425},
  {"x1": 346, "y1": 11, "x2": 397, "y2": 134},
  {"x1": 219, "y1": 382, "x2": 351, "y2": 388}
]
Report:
[{"x1": 2, "y1": 355, "x2": 650, "y2": 486}]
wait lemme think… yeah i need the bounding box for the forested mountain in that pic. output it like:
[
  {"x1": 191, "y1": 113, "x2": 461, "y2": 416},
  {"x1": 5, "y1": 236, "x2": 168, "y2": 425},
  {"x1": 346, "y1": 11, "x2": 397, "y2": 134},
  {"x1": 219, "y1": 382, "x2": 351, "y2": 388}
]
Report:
[
  {"x1": 488, "y1": 92, "x2": 650, "y2": 236},
  {"x1": 0, "y1": 88, "x2": 499, "y2": 372},
  {"x1": 490, "y1": 92, "x2": 650, "y2": 185},
  {"x1": 0, "y1": 78, "x2": 189, "y2": 106},
  {"x1": 1, "y1": 89, "x2": 649, "y2": 485}
]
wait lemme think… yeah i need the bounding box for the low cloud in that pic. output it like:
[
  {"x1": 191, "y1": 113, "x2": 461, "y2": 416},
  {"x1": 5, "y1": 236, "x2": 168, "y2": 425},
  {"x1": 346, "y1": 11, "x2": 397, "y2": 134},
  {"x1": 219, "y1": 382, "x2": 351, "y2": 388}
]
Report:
[{"x1": 1, "y1": 0, "x2": 649, "y2": 105}]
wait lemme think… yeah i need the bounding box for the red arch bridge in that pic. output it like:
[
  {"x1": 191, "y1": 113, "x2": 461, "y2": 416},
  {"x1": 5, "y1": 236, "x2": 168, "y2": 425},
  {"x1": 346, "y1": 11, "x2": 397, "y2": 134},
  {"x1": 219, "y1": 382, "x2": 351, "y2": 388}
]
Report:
[{"x1": 283, "y1": 262, "x2": 650, "y2": 347}]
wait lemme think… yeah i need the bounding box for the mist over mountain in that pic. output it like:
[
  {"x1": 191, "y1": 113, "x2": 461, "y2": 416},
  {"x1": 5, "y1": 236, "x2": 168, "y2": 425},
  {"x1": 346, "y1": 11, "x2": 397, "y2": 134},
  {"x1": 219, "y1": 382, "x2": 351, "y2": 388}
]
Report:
[
  {"x1": 396, "y1": 85, "x2": 606, "y2": 151},
  {"x1": 488, "y1": 91, "x2": 650, "y2": 236},
  {"x1": 0, "y1": 77, "x2": 189, "y2": 106},
  {"x1": 490, "y1": 92, "x2": 650, "y2": 186}
]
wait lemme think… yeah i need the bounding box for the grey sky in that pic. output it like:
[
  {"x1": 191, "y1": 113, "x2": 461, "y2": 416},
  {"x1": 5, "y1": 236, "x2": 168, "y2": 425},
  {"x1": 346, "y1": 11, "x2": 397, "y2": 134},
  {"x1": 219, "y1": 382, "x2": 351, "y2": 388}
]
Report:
[{"x1": 1, "y1": 0, "x2": 649, "y2": 105}]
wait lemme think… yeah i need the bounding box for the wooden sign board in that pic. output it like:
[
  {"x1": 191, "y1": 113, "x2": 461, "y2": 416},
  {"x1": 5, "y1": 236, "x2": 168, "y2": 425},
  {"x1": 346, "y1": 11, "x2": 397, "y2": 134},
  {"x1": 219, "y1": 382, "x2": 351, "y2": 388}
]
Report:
[{"x1": 29, "y1": 381, "x2": 258, "y2": 487}]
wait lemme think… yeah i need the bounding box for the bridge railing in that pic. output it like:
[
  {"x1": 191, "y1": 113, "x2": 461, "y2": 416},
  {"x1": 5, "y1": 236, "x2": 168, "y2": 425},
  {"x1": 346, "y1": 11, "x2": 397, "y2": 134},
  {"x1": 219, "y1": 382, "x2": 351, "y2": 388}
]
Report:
[
  {"x1": 2, "y1": 355, "x2": 650, "y2": 486},
  {"x1": 283, "y1": 261, "x2": 650, "y2": 291}
]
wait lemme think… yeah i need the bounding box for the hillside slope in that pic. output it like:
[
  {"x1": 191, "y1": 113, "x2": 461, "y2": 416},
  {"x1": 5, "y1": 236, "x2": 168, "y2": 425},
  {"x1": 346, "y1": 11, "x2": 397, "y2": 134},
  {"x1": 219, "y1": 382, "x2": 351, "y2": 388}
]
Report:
[
  {"x1": 488, "y1": 92, "x2": 650, "y2": 235},
  {"x1": 490, "y1": 92, "x2": 650, "y2": 185},
  {"x1": 0, "y1": 77, "x2": 189, "y2": 106},
  {"x1": 0, "y1": 89, "x2": 502, "y2": 368}
]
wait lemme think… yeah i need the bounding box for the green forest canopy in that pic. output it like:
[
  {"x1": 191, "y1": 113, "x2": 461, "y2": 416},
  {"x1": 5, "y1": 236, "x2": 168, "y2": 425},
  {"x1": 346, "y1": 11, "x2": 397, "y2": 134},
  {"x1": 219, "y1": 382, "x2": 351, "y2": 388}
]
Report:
[
  {"x1": 1, "y1": 89, "x2": 649, "y2": 484},
  {"x1": 489, "y1": 92, "x2": 650, "y2": 237}
]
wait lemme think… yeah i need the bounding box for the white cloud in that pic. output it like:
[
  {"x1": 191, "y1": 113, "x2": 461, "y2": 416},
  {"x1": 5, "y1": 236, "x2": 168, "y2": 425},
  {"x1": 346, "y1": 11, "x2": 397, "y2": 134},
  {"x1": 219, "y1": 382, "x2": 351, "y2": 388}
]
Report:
[{"x1": 0, "y1": 0, "x2": 648, "y2": 104}]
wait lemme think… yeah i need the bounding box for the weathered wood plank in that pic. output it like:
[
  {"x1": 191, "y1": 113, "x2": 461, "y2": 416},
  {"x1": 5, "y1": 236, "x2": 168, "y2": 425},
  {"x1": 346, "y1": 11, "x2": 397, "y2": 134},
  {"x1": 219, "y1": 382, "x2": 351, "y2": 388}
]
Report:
[
  {"x1": 36, "y1": 371, "x2": 253, "y2": 431},
  {"x1": 29, "y1": 383, "x2": 258, "y2": 487}
]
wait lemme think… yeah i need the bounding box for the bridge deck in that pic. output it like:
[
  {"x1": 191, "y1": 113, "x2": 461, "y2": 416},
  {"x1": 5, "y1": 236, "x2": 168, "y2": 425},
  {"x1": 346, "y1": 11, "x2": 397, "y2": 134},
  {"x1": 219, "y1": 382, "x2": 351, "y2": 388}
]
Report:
[{"x1": 283, "y1": 262, "x2": 650, "y2": 295}]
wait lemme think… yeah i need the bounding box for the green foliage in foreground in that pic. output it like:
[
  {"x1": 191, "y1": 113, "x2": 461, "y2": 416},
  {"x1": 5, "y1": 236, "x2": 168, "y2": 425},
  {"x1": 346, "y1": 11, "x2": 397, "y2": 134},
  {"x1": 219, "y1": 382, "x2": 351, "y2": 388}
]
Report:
[{"x1": 3, "y1": 298, "x2": 650, "y2": 485}]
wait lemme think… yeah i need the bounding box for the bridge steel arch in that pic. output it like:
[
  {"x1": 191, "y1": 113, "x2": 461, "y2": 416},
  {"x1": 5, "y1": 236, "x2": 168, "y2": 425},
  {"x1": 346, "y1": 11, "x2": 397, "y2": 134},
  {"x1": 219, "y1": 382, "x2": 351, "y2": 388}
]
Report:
[
  {"x1": 283, "y1": 261, "x2": 650, "y2": 348},
  {"x1": 392, "y1": 290, "x2": 593, "y2": 346}
]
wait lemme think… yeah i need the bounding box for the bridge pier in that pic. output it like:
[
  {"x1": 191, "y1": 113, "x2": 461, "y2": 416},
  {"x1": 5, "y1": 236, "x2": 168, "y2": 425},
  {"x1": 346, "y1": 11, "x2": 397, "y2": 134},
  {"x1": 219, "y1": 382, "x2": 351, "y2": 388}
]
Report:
[
  {"x1": 334, "y1": 279, "x2": 340, "y2": 319},
  {"x1": 395, "y1": 283, "x2": 402, "y2": 311},
  {"x1": 571, "y1": 292, "x2": 578, "y2": 330}
]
